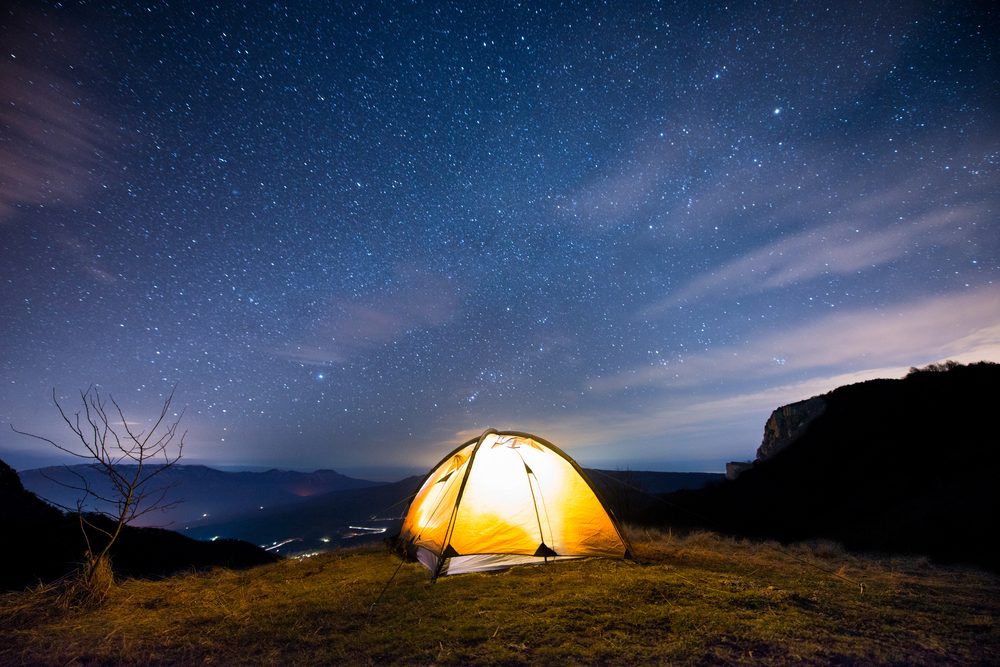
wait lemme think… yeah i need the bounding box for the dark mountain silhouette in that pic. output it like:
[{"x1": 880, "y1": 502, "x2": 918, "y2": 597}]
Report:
[
  {"x1": 586, "y1": 469, "x2": 723, "y2": 523},
  {"x1": 640, "y1": 361, "x2": 999, "y2": 569},
  {"x1": 588, "y1": 469, "x2": 723, "y2": 496},
  {"x1": 0, "y1": 458, "x2": 277, "y2": 591},
  {"x1": 19, "y1": 464, "x2": 382, "y2": 529}
]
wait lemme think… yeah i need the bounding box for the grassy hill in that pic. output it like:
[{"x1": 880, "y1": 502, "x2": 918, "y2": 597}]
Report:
[{"x1": 3, "y1": 529, "x2": 997, "y2": 665}]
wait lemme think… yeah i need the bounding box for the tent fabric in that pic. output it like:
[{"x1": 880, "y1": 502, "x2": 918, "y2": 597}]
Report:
[{"x1": 399, "y1": 429, "x2": 631, "y2": 577}]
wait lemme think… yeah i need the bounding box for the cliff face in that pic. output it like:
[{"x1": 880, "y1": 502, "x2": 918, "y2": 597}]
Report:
[
  {"x1": 726, "y1": 394, "x2": 827, "y2": 479},
  {"x1": 756, "y1": 395, "x2": 826, "y2": 462}
]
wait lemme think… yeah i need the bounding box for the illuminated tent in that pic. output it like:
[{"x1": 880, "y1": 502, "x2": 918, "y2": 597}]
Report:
[{"x1": 398, "y1": 429, "x2": 631, "y2": 577}]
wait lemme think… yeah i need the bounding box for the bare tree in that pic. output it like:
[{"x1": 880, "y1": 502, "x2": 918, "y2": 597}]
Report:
[{"x1": 12, "y1": 385, "x2": 185, "y2": 600}]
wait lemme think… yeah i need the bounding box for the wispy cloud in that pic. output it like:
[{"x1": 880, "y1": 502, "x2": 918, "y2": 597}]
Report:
[
  {"x1": 277, "y1": 271, "x2": 460, "y2": 365},
  {"x1": 644, "y1": 197, "x2": 983, "y2": 314},
  {"x1": 53, "y1": 233, "x2": 118, "y2": 284},
  {"x1": 561, "y1": 155, "x2": 663, "y2": 229},
  {"x1": 0, "y1": 9, "x2": 114, "y2": 225},
  {"x1": 604, "y1": 285, "x2": 1000, "y2": 392}
]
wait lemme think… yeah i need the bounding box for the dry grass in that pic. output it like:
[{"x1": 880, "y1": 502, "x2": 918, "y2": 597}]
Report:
[{"x1": 2, "y1": 529, "x2": 997, "y2": 665}]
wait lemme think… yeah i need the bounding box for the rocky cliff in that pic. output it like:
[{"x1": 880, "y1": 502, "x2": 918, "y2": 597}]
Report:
[
  {"x1": 726, "y1": 394, "x2": 826, "y2": 479},
  {"x1": 756, "y1": 395, "x2": 826, "y2": 461}
]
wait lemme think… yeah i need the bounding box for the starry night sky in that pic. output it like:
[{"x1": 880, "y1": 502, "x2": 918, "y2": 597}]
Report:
[{"x1": 2, "y1": 1, "x2": 998, "y2": 478}]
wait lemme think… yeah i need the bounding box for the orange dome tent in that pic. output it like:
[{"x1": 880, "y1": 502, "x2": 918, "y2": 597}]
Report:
[{"x1": 398, "y1": 429, "x2": 631, "y2": 577}]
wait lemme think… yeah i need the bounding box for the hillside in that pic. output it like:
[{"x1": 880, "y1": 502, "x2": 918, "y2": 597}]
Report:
[
  {"x1": 641, "y1": 361, "x2": 999, "y2": 569},
  {"x1": 2, "y1": 532, "x2": 997, "y2": 665},
  {"x1": 0, "y1": 459, "x2": 277, "y2": 591}
]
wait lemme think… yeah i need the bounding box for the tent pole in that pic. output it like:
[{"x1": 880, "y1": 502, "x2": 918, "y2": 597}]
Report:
[{"x1": 433, "y1": 429, "x2": 494, "y2": 580}]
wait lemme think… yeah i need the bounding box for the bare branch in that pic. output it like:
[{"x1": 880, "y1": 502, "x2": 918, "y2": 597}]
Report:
[{"x1": 11, "y1": 385, "x2": 186, "y2": 585}]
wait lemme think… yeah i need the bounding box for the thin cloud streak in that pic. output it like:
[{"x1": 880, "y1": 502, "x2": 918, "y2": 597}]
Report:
[
  {"x1": 0, "y1": 9, "x2": 113, "y2": 224},
  {"x1": 277, "y1": 273, "x2": 460, "y2": 366},
  {"x1": 605, "y1": 285, "x2": 1000, "y2": 392},
  {"x1": 646, "y1": 201, "x2": 983, "y2": 314}
]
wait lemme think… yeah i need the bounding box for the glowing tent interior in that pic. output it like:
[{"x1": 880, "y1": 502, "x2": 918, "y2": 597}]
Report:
[{"x1": 398, "y1": 429, "x2": 632, "y2": 577}]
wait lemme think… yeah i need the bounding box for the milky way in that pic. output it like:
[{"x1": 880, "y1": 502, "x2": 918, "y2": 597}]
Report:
[{"x1": 2, "y1": 2, "x2": 998, "y2": 477}]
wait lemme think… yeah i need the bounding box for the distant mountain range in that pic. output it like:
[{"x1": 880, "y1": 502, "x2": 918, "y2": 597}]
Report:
[
  {"x1": 640, "y1": 361, "x2": 999, "y2": 570},
  {"x1": 19, "y1": 459, "x2": 722, "y2": 556},
  {"x1": 19, "y1": 464, "x2": 383, "y2": 529},
  {"x1": 180, "y1": 469, "x2": 723, "y2": 553}
]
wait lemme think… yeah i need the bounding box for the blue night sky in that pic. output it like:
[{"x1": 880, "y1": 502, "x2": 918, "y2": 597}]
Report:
[{"x1": 2, "y1": 1, "x2": 998, "y2": 479}]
